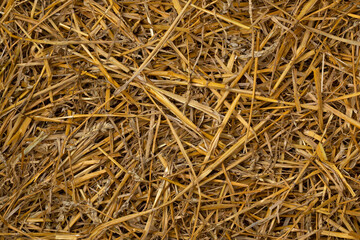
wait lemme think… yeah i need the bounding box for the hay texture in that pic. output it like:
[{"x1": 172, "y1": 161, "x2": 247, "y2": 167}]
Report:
[{"x1": 1, "y1": 0, "x2": 360, "y2": 239}]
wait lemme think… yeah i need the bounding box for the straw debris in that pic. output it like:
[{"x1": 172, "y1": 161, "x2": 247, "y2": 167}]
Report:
[{"x1": 1, "y1": 0, "x2": 360, "y2": 239}]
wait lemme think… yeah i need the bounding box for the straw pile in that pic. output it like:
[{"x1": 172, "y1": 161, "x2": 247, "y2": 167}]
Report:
[{"x1": 1, "y1": 0, "x2": 360, "y2": 239}]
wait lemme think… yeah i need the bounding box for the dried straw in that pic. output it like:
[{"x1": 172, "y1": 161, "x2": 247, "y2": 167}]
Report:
[{"x1": 1, "y1": 0, "x2": 360, "y2": 239}]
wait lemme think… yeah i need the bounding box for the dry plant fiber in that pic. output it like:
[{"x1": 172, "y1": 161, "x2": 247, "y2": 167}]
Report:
[{"x1": 1, "y1": 0, "x2": 360, "y2": 239}]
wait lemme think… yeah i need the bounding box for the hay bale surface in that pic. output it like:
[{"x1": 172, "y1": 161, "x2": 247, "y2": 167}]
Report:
[{"x1": 1, "y1": 0, "x2": 360, "y2": 239}]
